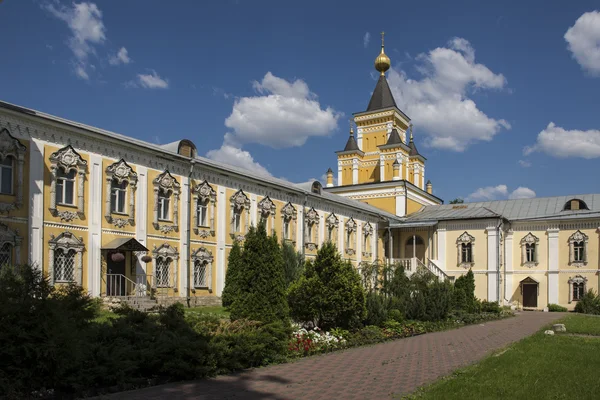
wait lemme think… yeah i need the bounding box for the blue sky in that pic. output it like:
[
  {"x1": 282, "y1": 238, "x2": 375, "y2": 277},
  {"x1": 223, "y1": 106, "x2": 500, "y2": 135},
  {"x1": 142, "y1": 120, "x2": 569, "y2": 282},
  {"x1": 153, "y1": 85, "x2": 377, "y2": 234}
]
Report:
[{"x1": 2, "y1": 1, "x2": 600, "y2": 202}]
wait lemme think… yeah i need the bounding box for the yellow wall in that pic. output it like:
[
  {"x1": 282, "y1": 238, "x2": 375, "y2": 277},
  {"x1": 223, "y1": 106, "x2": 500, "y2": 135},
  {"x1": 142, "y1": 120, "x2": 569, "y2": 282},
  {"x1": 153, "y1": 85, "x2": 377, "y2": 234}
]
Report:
[
  {"x1": 362, "y1": 196, "x2": 396, "y2": 215},
  {"x1": 406, "y1": 198, "x2": 424, "y2": 215}
]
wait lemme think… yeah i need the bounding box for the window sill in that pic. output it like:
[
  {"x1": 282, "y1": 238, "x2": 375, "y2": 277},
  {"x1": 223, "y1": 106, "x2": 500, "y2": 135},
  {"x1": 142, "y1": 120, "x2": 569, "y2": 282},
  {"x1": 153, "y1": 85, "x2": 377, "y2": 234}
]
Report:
[
  {"x1": 57, "y1": 203, "x2": 77, "y2": 208},
  {"x1": 158, "y1": 219, "x2": 173, "y2": 223},
  {"x1": 458, "y1": 262, "x2": 474, "y2": 269},
  {"x1": 522, "y1": 262, "x2": 539, "y2": 268},
  {"x1": 111, "y1": 211, "x2": 129, "y2": 216}
]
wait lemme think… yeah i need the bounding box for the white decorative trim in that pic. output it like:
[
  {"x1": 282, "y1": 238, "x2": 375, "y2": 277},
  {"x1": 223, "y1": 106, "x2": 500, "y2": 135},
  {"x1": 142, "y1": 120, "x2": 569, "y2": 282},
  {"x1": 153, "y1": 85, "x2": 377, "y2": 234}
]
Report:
[
  {"x1": 345, "y1": 217, "x2": 357, "y2": 255},
  {"x1": 568, "y1": 230, "x2": 588, "y2": 267},
  {"x1": 191, "y1": 247, "x2": 213, "y2": 292},
  {"x1": 305, "y1": 207, "x2": 319, "y2": 248},
  {"x1": 230, "y1": 189, "x2": 250, "y2": 239},
  {"x1": 105, "y1": 159, "x2": 137, "y2": 227},
  {"x1": 152, "y1": 243, "x2": 179, "y2": 288},
  {"x1": 0, "y1": 128, "x2": 26, "y2": 210},
  {"x1": 456, "y1": 231, "x2": 475, "y2": 268},
  {"x1": 49, "y1": 145, "x2": 87, "y2": 219},
  {"x1": 568, "y1": 275, "x2": 587, "y2": 304},
  {"x1": 48, "y1": 231, "x2": 84, "y2": 285},
  {"x1": 101, "y1": 228, "x2": 135, "y2": 236},
  {"x1": 44, "y1": 221, "x2": 88, "y2": 231},
  {"x1": 520, "y1": 232, "x2": 539, "y2": 268},
  {"x1": 192, "y1": 180, "x2": 216, "y2": 235},
  {"x1": 281, "y1": 202, "x2": 297, "y2": 243},
  {"x1": 0, "y1": 223, "x2": 22, "y2": 265},
  {"x1": 153, "y1": 170, "x2": 181, "y2": 233},
  {"x1": 257, "y1": 196, "x2": 276, "y2": 235}
]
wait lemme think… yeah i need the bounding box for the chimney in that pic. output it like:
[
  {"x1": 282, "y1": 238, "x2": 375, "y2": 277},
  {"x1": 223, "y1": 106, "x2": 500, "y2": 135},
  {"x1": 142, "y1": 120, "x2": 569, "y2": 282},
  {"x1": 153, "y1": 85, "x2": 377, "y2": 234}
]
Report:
[
  {"x1": 426, "y1": 180, "x2": 432, "y2": 194},
  {"x1": 326, "y1": 168, "x2": 334, "y2": 187}
]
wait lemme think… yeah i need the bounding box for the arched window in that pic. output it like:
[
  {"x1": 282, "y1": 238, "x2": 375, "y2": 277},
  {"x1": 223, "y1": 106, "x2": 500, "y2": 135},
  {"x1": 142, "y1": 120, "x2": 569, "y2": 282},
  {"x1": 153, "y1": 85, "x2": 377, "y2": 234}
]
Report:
[
  {"x1": 56, "y1": 168, "x2": 76, "y2": 205},
  {"x1": 54, "y1": 248, "x2": 76, "y2": 282},
  {"x1": 569, "y1": 275, "x2": 588, "y2": 303},
  {"x1": 568, "y1": 230, "x2": 588, "y2": 267},
  {"x1": 155, "y1": 257, "x2": 171, "y2": 287},
  {"x1": 520, "y1": 232, "x2": 539, "y2": 267},
  {"x1": 0, "y1": 156, "x2": 14, "y2": 195},
  {"x1": 152, "y1": 170, "x2": 180, "y2": 233},
  {"x1": 192, "y1": 180, "x2": 216, "y2": 237},
  {"x1": 563, "y1": 199, "x2": 589, "y2": 211},
  {"x1": 0, "y1": 243, "x2": 12, "y2": 267},
  {"x1": 110, "y1": 180, "x2": 128, "y2": 214},
  {"x1": 191, "y1": 247, "x2": 213, "y2": 291},
  {"x1": 456, "y1": 232, "x2": 475, "y2": 268}
]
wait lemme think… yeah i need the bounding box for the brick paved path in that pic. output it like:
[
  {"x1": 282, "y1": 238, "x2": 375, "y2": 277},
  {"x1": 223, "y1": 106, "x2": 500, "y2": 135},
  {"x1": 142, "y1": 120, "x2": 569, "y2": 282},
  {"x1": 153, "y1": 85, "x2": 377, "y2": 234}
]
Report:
[{"x1": 100, "y1": 312, "x2": 563, "y2": 400}]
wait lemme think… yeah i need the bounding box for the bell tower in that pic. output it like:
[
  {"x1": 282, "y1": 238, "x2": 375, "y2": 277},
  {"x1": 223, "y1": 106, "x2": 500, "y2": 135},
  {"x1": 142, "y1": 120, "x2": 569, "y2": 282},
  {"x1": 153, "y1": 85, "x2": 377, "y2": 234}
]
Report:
[{"x1": 324, "y1": 33, "x2": 441, "y2": 216}]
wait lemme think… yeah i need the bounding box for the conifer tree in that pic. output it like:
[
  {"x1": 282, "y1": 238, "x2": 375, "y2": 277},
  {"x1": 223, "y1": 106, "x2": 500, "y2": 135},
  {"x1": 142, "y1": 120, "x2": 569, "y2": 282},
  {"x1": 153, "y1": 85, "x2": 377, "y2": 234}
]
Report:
[
  {"x1": 228, "y1": 222, "x2": 289, "y2": 323},
  {"x1": 221, "y1": 240, "x2": 242, "y2": 308}
]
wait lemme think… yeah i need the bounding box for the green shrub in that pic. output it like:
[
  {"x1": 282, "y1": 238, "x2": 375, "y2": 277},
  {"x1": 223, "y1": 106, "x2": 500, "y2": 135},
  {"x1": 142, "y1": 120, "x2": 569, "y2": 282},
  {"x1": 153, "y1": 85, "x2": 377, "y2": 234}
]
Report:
[
  {"x1": 282, "y1": 241, "x2": 304, "y2": 287},
  {"x1": 221, "y1": 240, "x2": 242, "y2": 308},
  {"x1": 454, "y1": 269, "x2": 477, "y2": 312},
  {"x1": 406, "y1": 276, "x2": 453, "y2": 322},
  {"x1": 548, "y1": 303, "x2": 568, "y2": 312},
  {"x1": 288, "y1": 242, "x2": 366, "y2": 330},
  {"x1": 364, "y1": 291, "x2": 389, "y2": 326},
  {"x1": 574, "y1": 290, "x2": 600, "y2": 315},
  {"x1": 388, "y1": 309, "x2": 404, "y2": 323},
  {"x1": 481, "y1": 300, "x2": 501, "y2": 314},
  {"x1": 349, "y1": 325, "x2": 386, "y2": 346},
  {"x1": 228, "y1": 223, "x2": 289, "y2": 324}
]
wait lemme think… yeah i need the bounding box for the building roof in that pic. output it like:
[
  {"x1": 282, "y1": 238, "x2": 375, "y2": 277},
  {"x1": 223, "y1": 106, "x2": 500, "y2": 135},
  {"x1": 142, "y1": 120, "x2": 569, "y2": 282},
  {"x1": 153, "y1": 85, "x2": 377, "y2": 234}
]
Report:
[
  {"x1": 408, "y1": 138, "x2": 421, "y2": 157},
  {"x1": 386, "y1": 129, "x2": 403, "y2": 146},
  {"x1": 400, "y1": 194, "x2": 600, "y2": 224},
  {"x1": 366, "y1": 75, "x2": 397, "y2": 112},
  {"x1": 343, "y1": 133, "x2": 360, "y2": 152},
  {"x1": 0, "y1": 100, "x2": 399, "y2": 223}
]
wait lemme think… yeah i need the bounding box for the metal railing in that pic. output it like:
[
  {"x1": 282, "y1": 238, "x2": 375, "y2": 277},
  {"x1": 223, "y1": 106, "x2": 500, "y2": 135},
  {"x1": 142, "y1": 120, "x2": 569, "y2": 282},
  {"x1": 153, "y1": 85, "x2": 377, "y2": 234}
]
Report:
[
  {"x1": 414, "y1": 258, "x2": 451, "y2": 282},
  {"x1": 105, "y1": 273, "x2": 154, "y2": 297}
]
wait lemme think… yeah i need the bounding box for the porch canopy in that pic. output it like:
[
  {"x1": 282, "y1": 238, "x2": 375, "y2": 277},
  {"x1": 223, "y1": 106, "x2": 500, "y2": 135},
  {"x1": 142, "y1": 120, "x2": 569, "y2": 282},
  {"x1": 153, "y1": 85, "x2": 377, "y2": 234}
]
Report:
[{"x1": 101, "y1": 238, "x2": 148, "y2": 252}]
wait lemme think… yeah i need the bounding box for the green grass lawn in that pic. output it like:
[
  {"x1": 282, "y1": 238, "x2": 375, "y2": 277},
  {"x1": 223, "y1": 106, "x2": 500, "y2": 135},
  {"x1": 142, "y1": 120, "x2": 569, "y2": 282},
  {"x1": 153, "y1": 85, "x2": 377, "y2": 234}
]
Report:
[
  {"x1": 184, "y1": 306, "x2": 229, "y2": 318},
  {"x1": 404, "y1": 314, "x2": 600, "y2": 399}
]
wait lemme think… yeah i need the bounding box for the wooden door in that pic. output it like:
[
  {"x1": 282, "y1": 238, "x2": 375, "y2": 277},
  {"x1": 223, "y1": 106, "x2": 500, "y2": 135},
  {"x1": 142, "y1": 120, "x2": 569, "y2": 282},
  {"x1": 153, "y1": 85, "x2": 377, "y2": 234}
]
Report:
[{"x1": 522, "y1": 284, "x2": 538, "y2": 308}]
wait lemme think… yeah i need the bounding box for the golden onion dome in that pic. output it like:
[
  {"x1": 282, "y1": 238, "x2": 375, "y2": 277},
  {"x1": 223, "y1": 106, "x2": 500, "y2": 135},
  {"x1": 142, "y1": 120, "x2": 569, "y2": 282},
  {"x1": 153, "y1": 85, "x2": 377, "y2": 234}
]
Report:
[{"x1": 374, "y1": 31, "x2": 391, "y2": 76}]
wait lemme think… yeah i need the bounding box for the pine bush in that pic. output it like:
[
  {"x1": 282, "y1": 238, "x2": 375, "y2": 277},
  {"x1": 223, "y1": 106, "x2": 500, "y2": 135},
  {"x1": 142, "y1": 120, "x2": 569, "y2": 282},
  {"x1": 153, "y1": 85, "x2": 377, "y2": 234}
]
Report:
[{"x1": 221, "y1": 240, "x2": 242, "y2": 308}]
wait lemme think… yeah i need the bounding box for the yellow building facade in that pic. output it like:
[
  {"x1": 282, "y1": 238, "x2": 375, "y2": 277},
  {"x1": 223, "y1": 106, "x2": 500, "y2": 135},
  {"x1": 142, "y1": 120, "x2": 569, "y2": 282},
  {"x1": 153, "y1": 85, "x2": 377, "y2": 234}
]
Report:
[{"x1": 0, "y1": 101, "x2": 393, "y2": 304}]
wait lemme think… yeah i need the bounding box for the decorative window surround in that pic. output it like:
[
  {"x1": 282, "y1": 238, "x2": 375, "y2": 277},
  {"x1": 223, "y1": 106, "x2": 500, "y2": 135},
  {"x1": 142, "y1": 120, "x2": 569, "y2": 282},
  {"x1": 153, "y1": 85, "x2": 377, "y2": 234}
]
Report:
[
  {"x1": 456, "y1": 231, "x2": 475, "y2": 268},
  {"x1": 281, "y1": 202, "x2": 297, "y2": 243},
  {"x1": 362, "y1": 222, "x2": 373, "y2": 258},
  {"x1": 257, "y1": 196, "x2": 276, "y2": 235},
  {"x1": 49, "y1": 145, "x2": 87, "y2": 222},
  {"x1": 191, "y1": 247, "x2": 213, "y2": 292},
  {"x1": 152, "y1": 170, "x2": 180, "y2": 233},
  {"x1": 0, "y1": 223, "x2": 22, "y2": 265},
  {"x1": 105, "y1": 159, "x2": 137, "y2": 228},
  {"x1": 520, "y1": 232, "x2": 539, "y2": 267},
  {"x1": 326, "y1": 213, "x2": 339, "y2": 242},
  {"x1": 48, "y1": 231, "x2": 84, "y2": 285},
  {"x1": 305, "y1": 207, "x2": 319, "y2": 250},
  {"x1": 152, "y1": 243, "x2": 179, "y2": 289},
  {"x1": 345, "y1": 217, "x2": 357, "y2": 256},
  {"x1": 192, "y1": 180, "x2": 216, "y2": 237},
  {"x1": 230, "y1": 189, "x2": 250, "y2": 240},
  {"x1": 568, "y1": 275, "x2": 587, "y2": 303},
  {"x1": 0, "y1": 128, "x2": 26, "y2": 212},
  {"x1": 568, "y1": 230, "x2": 588, "y2": 267}
]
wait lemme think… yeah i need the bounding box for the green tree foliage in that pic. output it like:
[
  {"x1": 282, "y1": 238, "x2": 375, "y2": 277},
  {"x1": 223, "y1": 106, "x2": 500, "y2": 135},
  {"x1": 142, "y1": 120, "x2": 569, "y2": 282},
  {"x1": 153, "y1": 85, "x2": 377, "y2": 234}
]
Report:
[
  {"x1": 282, "y1": 241, "x2": 304, "y2": 287},
  {"x1": 228, "y1": 222, "x2": 289, "y2": 324},
  {"x1": 221, "y1": 240, "x2": 242, "y2": 308},
  {"x1": 453, "y1": 269, "x2": 477, "y2": 312},
  {"x1": 364, "y1": 291, "x2": 389, "y2": 326},
  {"x1": 288, "y1": 242, "x2": 367, "y2": 330},
  {"x1": 449, "y1": 198, "x2": 465, "y2": 204},
  {"x1": 574, "y1": 290, "x2": 600, "y2": 315}
]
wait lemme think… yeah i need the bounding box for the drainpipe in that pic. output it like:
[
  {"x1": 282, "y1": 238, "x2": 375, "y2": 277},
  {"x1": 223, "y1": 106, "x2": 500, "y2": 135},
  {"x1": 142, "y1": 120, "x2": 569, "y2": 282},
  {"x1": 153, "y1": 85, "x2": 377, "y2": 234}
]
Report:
[
  {"x1": 186, "y1": 160, "x2": 196, "y2": 305},
  {"x1": 387, "y1": 226, "x2": 392, "y2": 266},
  {"x1": 496, "y1": 218, "x2": 502, "y2": 304},
  {"x1": 504, "y1": 221, "x2": 511, "y2": 304}
]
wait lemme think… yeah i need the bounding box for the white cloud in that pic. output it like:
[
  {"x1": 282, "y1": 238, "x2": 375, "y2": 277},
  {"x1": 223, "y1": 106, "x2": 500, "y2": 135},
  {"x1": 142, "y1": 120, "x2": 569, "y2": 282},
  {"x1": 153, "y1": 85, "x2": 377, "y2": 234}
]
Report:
[
  {"x1": 387, "y1": 37, "x2": 510, "y2": 151},
  {"x1": 134, "y1": 70, "x2": 169, "y2": 89},
  {"x1": 524, "y1": 122, "x2": 600, "y2": 159},
  {"x1": 518, "y1": 159, "x2": 531, "y2": 167},
  {"x1": 44, "y1": 1, "x2": 106, "y2": 80},
  {"x1": 224, "y1": 72, "x2": 341, "y2": 148},
  {"x1": 565, "y1": 11, "x2": 600, "y2": 76},
  {"x1": 109, "y1": 47, "x2": 131, "y2": 65},
  {"x1": 509, "y1": 187, "x2": 536, "y2": 200},
  {"x1": 363, "y1": 32, "x2": 371, "y2": 48},
  {"x1": 466, "y1": 184, "x2": 536, "y2": 201},
  {"x1": 206, "y1": 142, "x2": 272, "y2": 177}
]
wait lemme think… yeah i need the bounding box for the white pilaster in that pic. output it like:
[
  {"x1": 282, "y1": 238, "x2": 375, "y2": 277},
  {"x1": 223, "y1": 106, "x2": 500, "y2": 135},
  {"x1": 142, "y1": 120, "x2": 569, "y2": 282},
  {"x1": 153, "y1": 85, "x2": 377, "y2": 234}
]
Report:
[
  {"x1": 338, "y1": 216, "x2": 345, "y2": 255},
  {"x1": 352, "y1": 159, "x2": 358, "y2": 185},
  {"x1": 250, "y1": 193, "x2": 257, "y2": 227},
  {"x1": 395, "y1": 193, "x2": 406, "y2": 217},
  {"x1": 179, "y1": 175, "x2": 190, "y2": 296},
  {"x1": 216, "y1": 185, "x2": 226, "y2": 296},
  {"x1": 505, "y1": 230, "x2": 513, "y2": 304},
  {"x1": 421, "y1": 166, "x2": 426, "y2": 190},
  {"x1": 414, "y1": 165, "x2": 421, "y2": 189},
  {"x1": 372, "y1": 223, "x2": 377, "y2": 262},
  {"x1": 356, "y1": 221, "x2": 362, "y2": 265},
  {"x1": 297, "y1": 207, "x2": 304, "y2": 252},
  {"x1": 28, "y1": 139, "x2": 44, "y2": 269},
  {"x1": 357, "y1": 128, "x2": 363, "y2": 151},
  {"x1": 547, "y1": 228, "x2": 560, "y2": 304},
  {"x1": 437, "y1": 227, "x2": 446, "y2": 270},
  {"x1": 319, "y1": 213, "x2": 325, "y2": 247},
  {"x1": 337, "y1": 162, "x2": 343, "y2": 187},
  {"x1": 379, "y1": 155, "x2": 385, "y2": 182},
  {"x1": 486, "y1": 225, "x2": 499, "y2": 302},
  {"x1": 135, "y1": 166, "x2": 148, "y2": 274},
  {"x1": 87, "y1": 154, "x2": 102, "y2": 297}
]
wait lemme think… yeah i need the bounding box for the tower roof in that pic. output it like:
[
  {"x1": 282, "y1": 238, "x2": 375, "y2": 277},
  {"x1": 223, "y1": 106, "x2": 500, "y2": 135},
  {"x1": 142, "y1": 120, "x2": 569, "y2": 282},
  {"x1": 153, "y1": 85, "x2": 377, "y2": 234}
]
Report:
[
  {"x1": 343, "y1": 133, "x2": 359, "y2": 152},
  {"x1": 408, "y1": 125, "x2": 425, "y2": 159},
  {"x1": 385, "y1": 128, "x2": 403, "y2": 146},
  {"x1": 366, "y1": 75, "x2": 397, "y2": 112}
]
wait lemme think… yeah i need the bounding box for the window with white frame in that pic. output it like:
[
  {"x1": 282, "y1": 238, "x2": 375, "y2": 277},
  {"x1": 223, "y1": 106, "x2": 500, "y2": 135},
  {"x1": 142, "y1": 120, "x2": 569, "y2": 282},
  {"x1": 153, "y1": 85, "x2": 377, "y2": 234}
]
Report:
[
  {"x1": 152, "y1": 243, "x2": 179, "y2": 288},
  {"x1": 304, "y1": 207, "x2": 319, "y2": 250},
  {"x1": 281, "y1": 202, "x2": 297, "y2": 242},
  {"x1": 47, "y1": 231, "x2": 84, "y2": 285},
  {"x1": 197, "y1": 198, "x2": 208, "y2": 227},
  {"x1": 191, "y1": 247, "x2": 213, "y2": 291},
  {"x1": 49, "y1": 146, "x2": 87, "y2": 221},
  {"x1": 345, "y1": 218, "x2": 357, "y2": 256},
  {"x1": 520, "y1": 232, "x2": 539, "y2": 267},
  {"x1": 105, "y1": 159, "x2": 137, "y2": 226},
  {"x1": 0, "y1": 156, "x2": 13, "y2": 195},
  {"x1": 56, "y1": 168, "x2": 76, "y2": 205},
  {"x1": 0, "y1": 243, "x2": 12, "y2": 267},
  {"x1": 569, "y1": 275, "x2": 587, "y2": 303},
  {"x1": 192, "y1": 180, "x2": 216, "y2": 235},
  {"x1": 158, "y1": 189, "x2": 171, "y2": 221},
  {"x1": 568, "y1": 230, "x2": 588, "y2": 267},
  {"x1": 230, "y1": 189, "x2": 250, "y2": 239},
  {"x1": 0, "y1": 129, "x2": 26, "y2": 209},
  {"x1": 152, "y1": 170, "x2": 180, "y2": 232},
  {"x1": 257, "y1": 197, "x2": 276, "y2": 235},
  {"x1": 110, "y1": 180, "x2": 128, "y2": 214},
  {"x1": 326, "y1": 213, "x2": 338, "y2": 243},
  {"x1": 155, "y1": 257, "x2": 171, "y2": 287},
  {"x1": 456, "y1": 231, "x2": 475, "y2": 268},
  {"x1": 362, "y1": 222, "x2": 373, "y2": 257}
]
